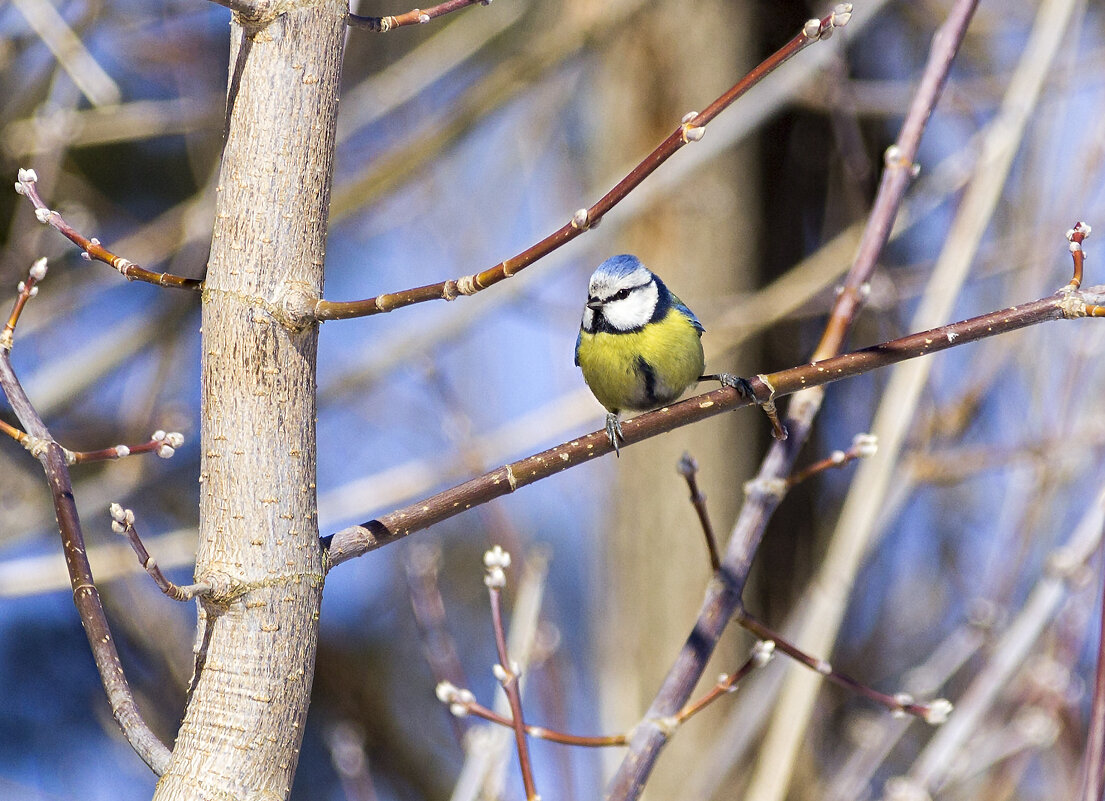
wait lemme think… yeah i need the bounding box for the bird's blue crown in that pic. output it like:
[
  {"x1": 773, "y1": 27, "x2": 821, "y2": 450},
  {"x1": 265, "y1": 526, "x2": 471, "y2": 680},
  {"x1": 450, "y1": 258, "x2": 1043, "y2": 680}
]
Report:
[{"x1": 593, "y1": 254, "x2": 649, "y2": 281}]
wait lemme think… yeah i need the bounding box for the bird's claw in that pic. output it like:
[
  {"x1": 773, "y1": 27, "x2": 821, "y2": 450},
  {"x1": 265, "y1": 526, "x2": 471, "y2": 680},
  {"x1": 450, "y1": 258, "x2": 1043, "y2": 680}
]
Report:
[
  {"x1": 717, "y1": 373, "x2": 755, "y2": 400},
  {"x1": 717, "y1": 373, "x2": 788, "y2": 441},
  {"x1": 605, "y1": 412, "x2": 624, "y2": 457}
]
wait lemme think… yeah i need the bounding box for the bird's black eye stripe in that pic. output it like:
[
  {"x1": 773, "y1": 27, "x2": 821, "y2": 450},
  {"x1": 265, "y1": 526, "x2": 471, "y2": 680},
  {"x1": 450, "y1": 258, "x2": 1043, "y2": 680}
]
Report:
[{"x1": 610, "y1": 287, "x2": 633, "y2": 302}]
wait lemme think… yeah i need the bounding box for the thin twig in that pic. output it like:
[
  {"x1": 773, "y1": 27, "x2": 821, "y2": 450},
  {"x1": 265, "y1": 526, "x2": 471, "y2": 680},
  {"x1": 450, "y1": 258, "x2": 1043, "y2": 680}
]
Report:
[
  {"x1": 13, "y1": 169, "x2": 203, "y2": 292},
  {"x1": 1068, "y1": 222, "x2": 1105, "y2": 315},
  {"x1": 483, "y1": 547, "x2": 540, "y2": 800},
  {"x1": 785, "y1": 433, "x2": 878, "y2": 489},
  {"x1": 348, "y1": 0, "x2": 489, "y2": 32},
  {"x1": 313, "y1": 5, "x2": 852, "y2": 321},
  {"x1": 69, "y1": 430, "x2": 184, "y2": 465},
  {"x1": 676, "y1": 453, "x2": 720, "y2": 572},
  {"x1": 439, "y1": 641, "x2": 775, "y2": 747},
  {"x1": 676, "y1": 642, "x2": 776, "y2": 723},
  {"x1": 324, "y1": 280, "x2": 1104, "y2": 567},
  {"x1": 438, "y1": 685, "x2": 627, "y2": 748},
  {"x1": 736, "y1": 613, "x2": 950, "y2": 724},
  {"x1": 1082, "y1": 557, "x2": 1105, "y2": 801},
  {"x1": 109, "y1": 504, "x2": 210, "y2": 602},
  {"x1": 0, "y1": 257, "x2": 47, "y2": 350}
]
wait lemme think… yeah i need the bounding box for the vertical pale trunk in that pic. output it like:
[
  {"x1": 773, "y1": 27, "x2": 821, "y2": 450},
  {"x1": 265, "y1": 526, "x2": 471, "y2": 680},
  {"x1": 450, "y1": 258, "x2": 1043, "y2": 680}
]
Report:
[
  {"x1": 590, "y1": 1, "x2": 757, "y2": 798},
  {"x1": 154, "y1": 3, "x2": 344, "y2": 798}
]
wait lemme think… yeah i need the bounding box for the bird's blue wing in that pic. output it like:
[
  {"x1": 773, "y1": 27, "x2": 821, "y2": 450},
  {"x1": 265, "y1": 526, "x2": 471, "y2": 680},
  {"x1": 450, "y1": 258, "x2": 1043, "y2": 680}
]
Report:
[
  {"x1": 671, "y1": 295, "x2": 705, "y2": 335},
  {"x1": 574, "y1": 329, "x2": 582, "y2": 366}
]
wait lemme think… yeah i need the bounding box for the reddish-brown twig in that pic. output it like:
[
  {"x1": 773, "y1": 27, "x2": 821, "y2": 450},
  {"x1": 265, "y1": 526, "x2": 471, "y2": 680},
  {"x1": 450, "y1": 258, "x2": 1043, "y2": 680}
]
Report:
[
  {"x1": 1067, "y1": 222, "x2": 1105, "y2": 316},
  {"x1": 736, "y1": 613, "x2": 952, "y2": 724},
  {"x1": 0, "y1": 417, "x2": 184, "y2": 469},
  {"x1": 109, "y1": 504, "x2": 210, "y2": 602},
  {"x1": 437, "y1": 640, "x2": 776, "y2": 748},
  {"x1": 313, "y1": 5, "x2": 852, "y2": 322},
  {"x1": 348, "y1": 0, "x2": 489, "y2": 32},
  {"x1": 676, "y1": 641, "x2": 777, "y2": 723},
  {"x1": 483, "y1": 546, "x2": 540, "y2": 800},
  {"x1": 1, "y1": 257, "x2": 48, "y2": 350},
  {"x1": 437, "y1": 682, "x2": 627, "y2": 747},
  {"x1": 1068, "y1": 221, "x2": 1091, "y2": 288},
  {"x1": 786, "y1": 433, "x2": 878, "y2": 489},
  {"x1": 677, "y1": 453, "x2": 721, "y2": 572},
  {"x1": 13, "y1": 169, "x2": 203, "y2": 291},
  {"x1": 69, "y1": 430, "x2": 184, "y2": 465}
]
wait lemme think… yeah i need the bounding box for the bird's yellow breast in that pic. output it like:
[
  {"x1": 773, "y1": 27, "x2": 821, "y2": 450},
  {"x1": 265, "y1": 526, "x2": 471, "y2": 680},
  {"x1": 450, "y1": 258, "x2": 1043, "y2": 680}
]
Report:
[{"x1": 576, "y1": 308, "x2": 705, "y2": 413}]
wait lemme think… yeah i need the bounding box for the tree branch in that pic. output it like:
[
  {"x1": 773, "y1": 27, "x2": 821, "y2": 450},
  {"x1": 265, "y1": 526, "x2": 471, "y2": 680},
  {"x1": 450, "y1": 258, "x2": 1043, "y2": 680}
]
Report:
[
  {"x1": 14, "y1": 169, "x2": 204, "y2": 292},
  {"x1": 0, "y1": 343, "x2": 171, "y2": 774},
  {"x1": 324, "y1": 283, "x2": 1103, "y2": 568},
  {"x1": 313, "y1": 4, "x2": 853, "y2": 322},
  {"x1": 348, "y1": 0, "x2": 490, "y2": 32}
]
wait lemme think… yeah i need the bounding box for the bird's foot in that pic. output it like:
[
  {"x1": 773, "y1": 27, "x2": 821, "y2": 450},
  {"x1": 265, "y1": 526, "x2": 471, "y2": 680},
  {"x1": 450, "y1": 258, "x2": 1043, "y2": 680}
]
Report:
[
  {"x1": 605, "y1": 412, "x2": 625, "y2": 457},
  {"x1": 712, "y1": 373, "x2": 789, "y2": 441}
]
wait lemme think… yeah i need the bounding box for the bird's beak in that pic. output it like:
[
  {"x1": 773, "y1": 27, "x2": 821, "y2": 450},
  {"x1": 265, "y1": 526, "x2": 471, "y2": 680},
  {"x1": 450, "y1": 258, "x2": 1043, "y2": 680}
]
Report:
[{"x1": 586, "y1": 298, "x2": 603, "y2": 310}]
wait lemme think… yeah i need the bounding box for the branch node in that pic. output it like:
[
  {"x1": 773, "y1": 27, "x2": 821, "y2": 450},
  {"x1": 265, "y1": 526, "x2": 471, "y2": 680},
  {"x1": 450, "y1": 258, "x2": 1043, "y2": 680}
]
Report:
[
  {"x1": 455, "y1": 274, "x2": 480, "y2": 295},
  {"x1": 853, "y1": 432, "x2": 878, "y2": 457},
  {"x1": 14, "y1": 167, "x2": 38, "y2": 192},
  {"x1": 26, "y1": 435, "x2": 51, "y2": 459},
  {"x1": 751, "y1": 639, "x2": 776, "y2": 666},
  {"x1": 651, "y1": 715, "x2": 681, "y2": 737},
  {"x1": 743, "y1": 476, "x2": 787, "y2": 501},
  {"x1": 924, "y1": 698, "x2": 953, "y2": 725},
  {"x1": 483, "y1": 544, "x2": 511, "y2": 588}
]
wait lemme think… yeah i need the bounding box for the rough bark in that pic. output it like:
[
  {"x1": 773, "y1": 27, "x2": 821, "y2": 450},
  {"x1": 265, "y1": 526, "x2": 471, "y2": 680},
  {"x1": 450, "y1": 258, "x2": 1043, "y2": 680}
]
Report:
[{"x1": 153, "y1": 3, "x2": 344, "y2": 798}]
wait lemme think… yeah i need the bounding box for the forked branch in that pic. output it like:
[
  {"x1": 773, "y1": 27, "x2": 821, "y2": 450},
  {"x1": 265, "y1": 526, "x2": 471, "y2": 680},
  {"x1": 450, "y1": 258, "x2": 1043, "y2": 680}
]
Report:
[{"x1": 0, "y1": 262, "x2": 171, "y2": 774}]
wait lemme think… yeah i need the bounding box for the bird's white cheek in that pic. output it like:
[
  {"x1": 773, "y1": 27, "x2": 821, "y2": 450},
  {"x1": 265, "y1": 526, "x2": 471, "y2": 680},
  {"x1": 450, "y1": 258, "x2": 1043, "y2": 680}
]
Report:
[
  {"x1": 604, "y1": 285, "x2": 657, "y2": 331},
  {"x1": 581, "y1": 307, "x2": 594, "y2": 330}
]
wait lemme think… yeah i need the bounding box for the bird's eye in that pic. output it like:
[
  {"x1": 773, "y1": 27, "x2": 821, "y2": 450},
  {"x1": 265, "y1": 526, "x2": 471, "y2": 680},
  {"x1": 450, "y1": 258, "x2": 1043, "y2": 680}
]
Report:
[{"x1": 610, "y1": 288, "x2": 633, "y2": 302}]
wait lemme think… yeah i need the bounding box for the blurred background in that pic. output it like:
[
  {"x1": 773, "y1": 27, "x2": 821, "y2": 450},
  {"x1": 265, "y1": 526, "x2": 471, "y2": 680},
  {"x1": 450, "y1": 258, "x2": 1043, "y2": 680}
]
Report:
[{"x1": 2, "y1": 0, "x2": 1105, "y2": 799}]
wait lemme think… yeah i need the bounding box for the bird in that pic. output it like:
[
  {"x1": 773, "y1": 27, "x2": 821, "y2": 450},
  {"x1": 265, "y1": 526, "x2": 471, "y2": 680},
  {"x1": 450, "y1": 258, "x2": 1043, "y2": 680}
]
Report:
[{"x1": 575, "y1": 254, "x2": 746, "y2": 455}]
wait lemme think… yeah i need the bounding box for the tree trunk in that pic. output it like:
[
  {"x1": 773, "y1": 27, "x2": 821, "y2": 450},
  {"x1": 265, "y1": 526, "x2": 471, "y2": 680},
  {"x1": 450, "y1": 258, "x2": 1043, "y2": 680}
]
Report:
[{"x1": 153, "y1": 4, "x2": 344, "y2": 798}]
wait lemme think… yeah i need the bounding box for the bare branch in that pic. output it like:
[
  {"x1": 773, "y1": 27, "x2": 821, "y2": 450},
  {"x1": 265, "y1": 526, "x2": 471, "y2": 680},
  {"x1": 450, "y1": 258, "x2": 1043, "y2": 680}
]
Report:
[
  {"x1": 482, "y1": 546, "x2": 540, "y2": 800},
  {"x1": 324, "y1": 281, "x2": 1104, "y2": 567},
  {"x1": 109, "y1": 504, "x2": 210, "y2": 602},
  {"x1": 14, "y1": 169, "x2": 204, "y2": 292},
  {"x1": 313, "y1": 5, "x2": 853, "y2": 321},
  {"x1": 348, "y1": 0, "x2": 490, "y2": 32},
  {"x1": 676, "y1": 453, "x2": 721, "y2": 573},
  {"x1": 736, "y1": 614, "x2": 951, "y2": 724},
  {"x1": 0, "y1": 368, "x2": 171, "y2": 772}
]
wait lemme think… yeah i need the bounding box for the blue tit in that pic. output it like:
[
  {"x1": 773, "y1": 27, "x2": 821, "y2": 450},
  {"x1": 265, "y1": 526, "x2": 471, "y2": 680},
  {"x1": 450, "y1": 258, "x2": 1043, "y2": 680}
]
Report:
[{"x1": 575, "y1": 254, "x2": 726, "y2": 454}]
